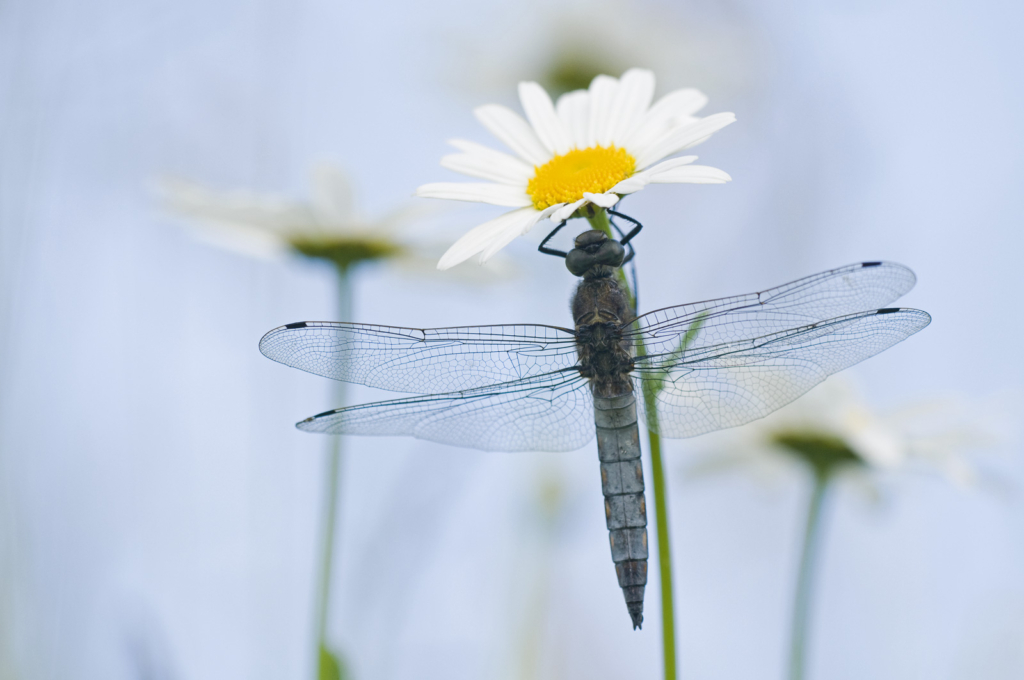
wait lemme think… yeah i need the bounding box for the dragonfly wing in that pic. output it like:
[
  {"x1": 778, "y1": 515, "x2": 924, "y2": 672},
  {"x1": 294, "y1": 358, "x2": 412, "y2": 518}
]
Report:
[
  {"x1": 260, "y1": 321, "x2": 579, "y2": 394},
  {"x1": 634, "y1": 308, "x2": 931, "y2": 439},
  {"x1": 297, "y1": 370, "x2": 595, "y2": 452},
  {"x1": 625, "y1": 261, "x2": 918, "y2": 355}
]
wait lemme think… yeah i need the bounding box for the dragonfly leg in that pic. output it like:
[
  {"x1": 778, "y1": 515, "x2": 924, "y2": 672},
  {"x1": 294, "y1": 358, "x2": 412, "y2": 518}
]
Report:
[
  {"x1": 608, "y1": 210, "x2": 643, "y2": 246},
  {"x1": 538, "y1": 220, "x2": 570, "y2": 258}
]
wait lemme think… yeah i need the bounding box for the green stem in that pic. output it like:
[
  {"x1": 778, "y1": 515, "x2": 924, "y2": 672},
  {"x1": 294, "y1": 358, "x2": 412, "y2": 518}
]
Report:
[
  {"x1": 644, "y1": 396, "x2": 675, "y2": 680},
  {"x1": 585, "y1": 206, "x2": 613, "y2": 237},
  {"x1": 315, "y1": 266, "x2": 351, "y2": 680},
  {"x1": 588, "y1": 208, "x2": 674, "y2": 680},
  {"x1": 788, "y1": 469, "x2": 832, "y2": 680}
]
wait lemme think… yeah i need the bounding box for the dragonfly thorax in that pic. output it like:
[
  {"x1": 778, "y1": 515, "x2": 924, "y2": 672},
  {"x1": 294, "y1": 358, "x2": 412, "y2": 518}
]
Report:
[
  {"x1": 572, "y1": 274, "x2": 634, "y2": 327},
  {"x1": 575, "y1": 322, "x2": 634, "y2": 370},
  {"x1": 575, "y1": 321, "x2": 635, "y2": 396},
  {"x1": 573, "y1": 264, "x2": 636, "y2": 399}
]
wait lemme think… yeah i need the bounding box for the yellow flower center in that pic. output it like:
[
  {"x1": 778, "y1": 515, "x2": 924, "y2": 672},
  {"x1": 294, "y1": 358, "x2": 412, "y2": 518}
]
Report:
[{"x1": 527, "y1": 145, "x2": 636, "y2": 211}]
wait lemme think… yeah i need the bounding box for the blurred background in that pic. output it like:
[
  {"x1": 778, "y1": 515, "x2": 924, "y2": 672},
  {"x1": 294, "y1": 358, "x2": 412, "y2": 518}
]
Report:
[{"x1": 1, "y1": 0, "x2": 1022, "y2": 678}]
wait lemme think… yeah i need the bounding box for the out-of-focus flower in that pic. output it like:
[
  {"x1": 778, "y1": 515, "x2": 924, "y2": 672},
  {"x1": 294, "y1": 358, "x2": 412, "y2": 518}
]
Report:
[
  {"x1": 450, "y1": 0, "x2": 758, "y2": 102},
  {"x1": 687, "y1": 377, "x2": 1013, "y2": 680},
  {"x1": 417, "y1": 68, "x2": 734, "y2": 269},
  {"x1": 683, "y1": 377, "x2": 1003, "y2": 490},
  {"x1": 159, "y1": 164, "x2": 514, "y2": 279},
  {"x1": 160, "y1": 165, "x2": 400, "y2": 267},
  {"x1": 158, "y1": 163, "x2": 517, "y2": 680}
]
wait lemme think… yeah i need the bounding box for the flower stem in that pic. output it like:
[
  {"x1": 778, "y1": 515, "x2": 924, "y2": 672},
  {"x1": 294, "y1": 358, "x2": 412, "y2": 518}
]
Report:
[
  {"x1": 587, "y1": 207, "x2": 674, "y2": 680},
  {"x1": 644, "y1": 395, "x2": 676, "y2": 680},
  {"x1": 586, "y1": 206, "x2": 613, "y2": 236},
  {"x1": 314, "y1": 266, "x2": 351, "y2": 680},
  {"x1": 788, "y1": 469, "x2": 832, "y2": 680}
]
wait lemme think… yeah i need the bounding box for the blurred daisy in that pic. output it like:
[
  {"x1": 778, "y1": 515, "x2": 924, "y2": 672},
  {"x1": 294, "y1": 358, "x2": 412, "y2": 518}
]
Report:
[
  {"x1": 159, "y1": 164, "x2": 513, "y2": 279},
  {"x1": 417, "y1": 68, "x2": 735, "y2": 269},
  {"x1": 450, "y1": 0, "x2": 759, "y2": 101},
  {"x1": 160, "y1": 164, "x2": 401, "y2": 267},
  {"x1": 682, "y1": 377, "x2": 1007, "y2": 680},
  {"x1": 683, "y1": 377, "x2": 997, "y2": 491},
  {"x1": 157, "y1": 163, "x2": 512, "y2": 680}
]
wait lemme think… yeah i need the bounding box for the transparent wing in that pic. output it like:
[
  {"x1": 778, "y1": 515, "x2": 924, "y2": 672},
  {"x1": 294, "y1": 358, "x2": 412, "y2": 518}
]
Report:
[
  {"x1": 625, "y1": 262, "x2": 917, "y2": 355},
  {"x1": 634, "y1": 308, "x2": 931, "y2": 439},
  {"x1": 297, "y1": 370, "x2": 594, "y2": 452},
  {"x1": 260, "y1": 321, "x2": 579, "y2": 394}
]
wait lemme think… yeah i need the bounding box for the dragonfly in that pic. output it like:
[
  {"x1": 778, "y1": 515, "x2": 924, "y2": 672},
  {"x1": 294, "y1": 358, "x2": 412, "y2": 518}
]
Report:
[{"x1": 259, "y1": 215, "x2": 931, "y2": 629}]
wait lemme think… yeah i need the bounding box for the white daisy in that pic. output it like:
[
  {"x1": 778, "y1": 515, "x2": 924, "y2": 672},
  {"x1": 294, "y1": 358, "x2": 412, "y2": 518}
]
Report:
[
  {"x1": 159, "y1": 164, "x2": 405, "y2": 264},
  {"x1": 158, "y1": 164, "x2": 514, "y2": 279},
  {"x1": 451, "y1": 0, "x2": 756, "y2": 102},
  {"x1": 417, "y1": 68, "x2": 735, "y2": 269},
  {"x1": 683, "y1": 378, "x2": 1003, "y2": 491}
]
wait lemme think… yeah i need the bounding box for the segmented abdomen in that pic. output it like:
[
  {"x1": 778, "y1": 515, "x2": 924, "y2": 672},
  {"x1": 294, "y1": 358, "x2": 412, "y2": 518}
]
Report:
[{"x1": 594, "y1": 392, "x2": 648, "y2": 629}]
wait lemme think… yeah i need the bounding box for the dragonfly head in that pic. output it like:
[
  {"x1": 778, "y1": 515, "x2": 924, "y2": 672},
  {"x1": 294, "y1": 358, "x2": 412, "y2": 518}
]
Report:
[{"x1": 566, "y1": 230, "x2": 626, "y2": 278}]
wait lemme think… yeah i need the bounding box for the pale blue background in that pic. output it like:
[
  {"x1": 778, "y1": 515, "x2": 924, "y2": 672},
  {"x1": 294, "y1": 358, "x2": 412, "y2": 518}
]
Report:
[{"x1": 1, "y1": 0, "x2": 1022, "y2": 678}]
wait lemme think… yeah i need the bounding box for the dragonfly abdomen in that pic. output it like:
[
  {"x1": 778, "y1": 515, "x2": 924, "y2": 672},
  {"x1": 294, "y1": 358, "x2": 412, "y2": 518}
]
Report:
[{"x1": 594, "y1": 392, "x2": 648, "y2": 630}]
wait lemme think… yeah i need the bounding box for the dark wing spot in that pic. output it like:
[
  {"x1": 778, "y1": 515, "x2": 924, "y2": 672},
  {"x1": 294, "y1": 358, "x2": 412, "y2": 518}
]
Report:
[
  {"x1": 862, "y1": 261, "x2": 882, "y2": 268},
  {"x1": 876, "y1": 308, "x2": 901, "y2": 314},
  {"x1": 284, "y1": 322, "x2": 308, "y2": 329}
]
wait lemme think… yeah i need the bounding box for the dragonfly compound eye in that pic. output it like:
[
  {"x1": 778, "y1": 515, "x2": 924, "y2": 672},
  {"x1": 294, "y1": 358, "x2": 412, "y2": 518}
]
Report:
[
  {"x1": 565, "y1": 248, "x2": 596, "y2": 276},
  {"x1": 566, "y1": 231, "x2": 625, "y2": 276},
  {"x1": 574, "y1": 229, "x2": 608, "y2": 248},
  {"x1": 594, "y1": 240, "x2": 625, "y2": 267}
]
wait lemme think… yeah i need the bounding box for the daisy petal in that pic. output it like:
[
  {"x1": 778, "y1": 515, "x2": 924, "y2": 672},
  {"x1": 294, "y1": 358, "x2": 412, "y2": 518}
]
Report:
[
  {"x1": 582, "y1": 192, "x2": 620, "y2": 208},
  {"x1": 441, "y1": 140, "x2": 533, "y2": 185},
  {"x1": 478, "y1": 207, "x2": 555, "y2": 261},
  {"x1": 607, "y1": 68, "x2": 656, "y2": 147},
  {"x1": 440, "y1": 153, "x2": 531, "y2": 186},
  {"x1": 587, "y1": 75, "x2": 619, "y2": 147},
  {"x1": 416, "y1": 182, "x2": 531, "y2": 207},
  {"x1": 185, "y1": 221, "x2": 292, "y2": 260},
  {"x1": 609, "y1": 156, "x2": 698, "y2": 194},
  {"x1": 634, "y1": 112, "x2": 736, "y2": 169},
  {"x1": 648, "y1": 164, "x2": 732, "y2": 184},
  {"x1": 624, "y1": 88, "x2": 709, "y2": 155},
  {"x1": 651, "y1": 87, "x2": 708, "y2": 118},
  {"x1": 310, "y1": 164, "x2": 355, "y2": 224},
  {"x1": 637, "y1": 155, "x2": 699, "y2": 175},
  {"x1": 437, "y1": 207, "x2": 538, "y2": 270},
  {"x1": 158, "y1": 178, "x2": 311, "y2": 234},
  {"x1": 474, "y1": 104, "x2": 552, "y2": 166},
  {"x1": 556, "y1": 90, "x2": 590, "y2": 150},
  {"x1": 552, "y1": 198, "x2": 587, "y2": 223},
  {"x1": 519, "y1": 82, "x2": 572, "y2": 156},
  {"x1": 609, "y1": 176, "x2": 648, "y2": 195},
  {"x1": 476, "y1": 225, "x2": 527, "y2": 263}
]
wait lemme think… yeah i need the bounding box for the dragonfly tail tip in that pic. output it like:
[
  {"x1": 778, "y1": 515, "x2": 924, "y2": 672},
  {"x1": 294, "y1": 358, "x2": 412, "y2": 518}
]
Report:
[{"x1": 629, "y1": 609, "x2": 643, "y2": 630}]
